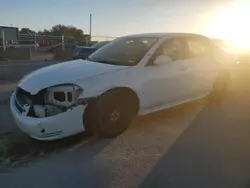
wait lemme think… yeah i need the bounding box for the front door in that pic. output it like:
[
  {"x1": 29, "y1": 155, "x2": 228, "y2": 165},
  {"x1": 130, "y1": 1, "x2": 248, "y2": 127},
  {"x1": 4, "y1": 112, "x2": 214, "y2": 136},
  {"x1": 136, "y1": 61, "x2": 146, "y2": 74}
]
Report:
[{"x1": 138, "y1": 37, "x2": 191, "y2": 111}]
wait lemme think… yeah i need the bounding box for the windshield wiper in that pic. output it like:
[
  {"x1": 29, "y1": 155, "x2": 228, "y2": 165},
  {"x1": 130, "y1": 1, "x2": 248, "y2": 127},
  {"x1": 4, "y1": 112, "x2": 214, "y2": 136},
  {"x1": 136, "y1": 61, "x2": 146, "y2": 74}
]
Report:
[
  {"x1": 86, "y1": 58, "x2": 132, "y2": 66},
  {"x1": 86, "y1": 57, "x2": 96, "y2": 62},
  {"x1": 86, "y1": 57, "x2": 113, "y2": 64},
  {"x1": 96, "y1": 60, "x2": 116, "y2": 65}
]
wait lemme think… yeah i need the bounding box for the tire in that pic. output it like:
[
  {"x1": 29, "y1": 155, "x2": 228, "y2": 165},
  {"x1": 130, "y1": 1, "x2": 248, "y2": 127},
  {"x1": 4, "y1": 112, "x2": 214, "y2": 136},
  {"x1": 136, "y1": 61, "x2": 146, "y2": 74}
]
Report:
[
  {"x1": 84, "y1": 89, "x2": 138, "y2": 138},
  {"x1": 207, "y1": 70, "x2": 230, "y2": 102}
]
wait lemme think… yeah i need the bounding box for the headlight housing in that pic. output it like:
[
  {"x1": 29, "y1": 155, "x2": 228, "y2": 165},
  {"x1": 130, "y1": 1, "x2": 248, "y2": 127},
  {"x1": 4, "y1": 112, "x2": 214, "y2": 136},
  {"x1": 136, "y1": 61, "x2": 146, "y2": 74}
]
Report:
[
  {"x1": 73, "y1": 85, "x2": 83, "y2": 102},
  {"x1": 45, "y1": 84, "x2": 83, "y2": 107}
]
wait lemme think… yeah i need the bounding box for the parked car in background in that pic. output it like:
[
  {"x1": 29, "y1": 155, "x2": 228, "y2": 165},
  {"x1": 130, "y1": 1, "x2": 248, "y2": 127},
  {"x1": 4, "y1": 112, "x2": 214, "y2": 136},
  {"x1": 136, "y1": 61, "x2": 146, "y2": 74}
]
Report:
[
  {"x1": 10, "y1": 33, "x2": 238, "y2": 141},
  {"x1": 72, "y1": 41, "x2": 111, "y2": 59},
  {"x1": 72, "y1": 46, "x2": 97, "y2": 60}
]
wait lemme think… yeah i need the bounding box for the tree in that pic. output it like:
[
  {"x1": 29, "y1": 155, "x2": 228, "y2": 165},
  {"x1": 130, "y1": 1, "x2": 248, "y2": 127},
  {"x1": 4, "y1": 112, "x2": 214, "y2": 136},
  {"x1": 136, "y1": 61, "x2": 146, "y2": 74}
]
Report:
[
  {"x1": 19, "y1": 28, "x2": 36, "y2": 35},
  {"x1": 38, "y1": 24, "x2": 85, "y2": 42},
  {"x1": 38, "y1": 29, "x2": 50, "y2": 35}
]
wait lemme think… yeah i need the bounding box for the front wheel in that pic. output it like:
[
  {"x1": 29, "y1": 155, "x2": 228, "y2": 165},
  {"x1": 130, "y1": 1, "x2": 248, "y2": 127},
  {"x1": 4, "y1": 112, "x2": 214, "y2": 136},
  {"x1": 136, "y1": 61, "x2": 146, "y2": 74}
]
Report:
[{"x1": 84, "y1": 90, "x2": 138, "y2": 138}]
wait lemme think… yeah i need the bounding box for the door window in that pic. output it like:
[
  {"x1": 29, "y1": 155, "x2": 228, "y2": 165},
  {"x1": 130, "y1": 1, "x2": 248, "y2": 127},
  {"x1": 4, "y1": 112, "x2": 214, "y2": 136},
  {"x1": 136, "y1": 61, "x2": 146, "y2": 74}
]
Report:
[
  {"x1": 185, "y1": 37, "x2": 212, "y2": 58},
  {"x1": 157, "y1": 38, "x2": 186, "y2": 62}
]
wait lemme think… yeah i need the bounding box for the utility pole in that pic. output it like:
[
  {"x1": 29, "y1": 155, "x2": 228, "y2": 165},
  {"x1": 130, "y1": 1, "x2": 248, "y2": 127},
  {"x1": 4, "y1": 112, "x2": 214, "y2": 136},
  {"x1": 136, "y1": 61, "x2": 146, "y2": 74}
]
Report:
[
  {"x1": 2, "y1": 30, "x2": 6, "y2": 51},
  {"x1": 89, "y1": 14, "x2": 92, "y2": 41},
  {"x1": 34, "y1": 32, "x2": 37, "y2": 51},
  {"x1": 62, "y1": 34, "x2": 65, "y2": 51}
]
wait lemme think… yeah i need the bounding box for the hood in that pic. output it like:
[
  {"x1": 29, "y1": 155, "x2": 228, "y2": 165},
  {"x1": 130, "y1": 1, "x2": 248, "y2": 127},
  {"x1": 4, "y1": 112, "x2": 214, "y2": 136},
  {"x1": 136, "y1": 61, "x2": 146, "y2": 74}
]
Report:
[{"x1": 19, "y1": 59, "x2": 129, "y2": 94}]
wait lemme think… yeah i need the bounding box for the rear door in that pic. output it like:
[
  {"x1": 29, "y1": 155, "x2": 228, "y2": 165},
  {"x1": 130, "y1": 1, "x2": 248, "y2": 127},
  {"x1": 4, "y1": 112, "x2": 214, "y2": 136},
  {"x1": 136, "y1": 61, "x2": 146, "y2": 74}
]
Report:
[{"x1": 183, "y1": 36, "x2": 220, "y2": 98}]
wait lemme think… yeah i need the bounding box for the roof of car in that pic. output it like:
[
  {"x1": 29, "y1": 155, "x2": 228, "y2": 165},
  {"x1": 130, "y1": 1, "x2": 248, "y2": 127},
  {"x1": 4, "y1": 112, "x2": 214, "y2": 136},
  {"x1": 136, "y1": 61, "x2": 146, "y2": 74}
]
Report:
[{"x1": 121, "y1": 33, "x2": 208, "y2": 39}]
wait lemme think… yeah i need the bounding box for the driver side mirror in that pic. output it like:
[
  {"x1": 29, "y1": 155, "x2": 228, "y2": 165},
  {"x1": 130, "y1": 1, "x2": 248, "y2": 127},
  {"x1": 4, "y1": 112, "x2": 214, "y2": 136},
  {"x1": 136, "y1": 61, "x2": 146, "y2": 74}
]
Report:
[{"x1": 153, "y1": 55, "x2": 172, "y2": 66}]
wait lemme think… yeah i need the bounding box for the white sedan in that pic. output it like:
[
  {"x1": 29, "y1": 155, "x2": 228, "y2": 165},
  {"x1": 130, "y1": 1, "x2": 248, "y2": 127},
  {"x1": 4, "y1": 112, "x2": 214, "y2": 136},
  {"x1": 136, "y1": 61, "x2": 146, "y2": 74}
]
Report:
[{"x1": 10, "y1": 33, "x2": 237, "y2": 140}]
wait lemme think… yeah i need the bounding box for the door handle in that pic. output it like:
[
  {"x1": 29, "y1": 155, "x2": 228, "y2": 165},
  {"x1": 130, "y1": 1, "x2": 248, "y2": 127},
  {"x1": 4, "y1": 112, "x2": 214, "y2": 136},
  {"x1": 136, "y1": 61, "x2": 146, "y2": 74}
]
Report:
[{"x1": 180, "y1": 67, "x2": 188, "y2": 71}]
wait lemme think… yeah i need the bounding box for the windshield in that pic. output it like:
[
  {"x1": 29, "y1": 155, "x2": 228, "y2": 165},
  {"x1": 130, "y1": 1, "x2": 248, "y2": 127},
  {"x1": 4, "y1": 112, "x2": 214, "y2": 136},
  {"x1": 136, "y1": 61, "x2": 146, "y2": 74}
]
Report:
[
  {"x1": 88, "y1": 37, "x2": 158, "y2": 66},
  {"x1": 92, "y1": 41, "x2": 110, "y2": 49}
]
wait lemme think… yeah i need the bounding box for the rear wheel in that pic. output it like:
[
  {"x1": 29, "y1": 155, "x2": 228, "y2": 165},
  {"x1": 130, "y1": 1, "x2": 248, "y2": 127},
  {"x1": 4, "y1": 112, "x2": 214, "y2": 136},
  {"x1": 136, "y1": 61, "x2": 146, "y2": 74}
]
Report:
[
  {"x1": 84, "y1": 89, "x2": 138, "y2": 138},
  {"x1": 207, "y1": 70, "x2": 230, "y2": 102}
]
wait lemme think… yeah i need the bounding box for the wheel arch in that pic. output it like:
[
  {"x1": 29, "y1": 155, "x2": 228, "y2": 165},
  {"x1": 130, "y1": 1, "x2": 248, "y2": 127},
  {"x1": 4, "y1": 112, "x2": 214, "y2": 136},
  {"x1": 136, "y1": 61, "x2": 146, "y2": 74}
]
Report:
[
  {"x1": 83, "y1": 86, "x2": 140, "y2": 134},
  {"x1": 84, "y1": 86, "x2": 140, "y2": 116},
  {"x1": 100, "y1": 87, "x2": 140, "y2": 115}
]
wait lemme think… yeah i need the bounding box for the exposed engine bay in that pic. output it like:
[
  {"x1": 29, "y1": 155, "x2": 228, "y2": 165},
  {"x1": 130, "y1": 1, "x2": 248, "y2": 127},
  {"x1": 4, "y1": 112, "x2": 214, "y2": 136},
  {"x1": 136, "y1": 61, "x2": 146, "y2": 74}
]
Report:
[{"x1": 15, "y1": 84, "x2": 83, "y2": 118}]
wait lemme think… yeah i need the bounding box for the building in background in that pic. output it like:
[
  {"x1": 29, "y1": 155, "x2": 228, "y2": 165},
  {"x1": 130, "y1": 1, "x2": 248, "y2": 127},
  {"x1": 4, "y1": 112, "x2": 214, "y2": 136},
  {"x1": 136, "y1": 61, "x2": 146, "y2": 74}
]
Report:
[{"x1": 0, "y1": 26, "x2": 19, "y2": 45}]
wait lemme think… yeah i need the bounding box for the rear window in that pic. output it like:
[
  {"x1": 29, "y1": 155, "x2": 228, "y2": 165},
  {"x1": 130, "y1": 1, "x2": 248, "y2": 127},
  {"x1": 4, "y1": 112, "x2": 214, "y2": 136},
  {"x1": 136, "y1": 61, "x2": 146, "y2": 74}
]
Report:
[
  {"x1": 92, "y1": 41, "x2": 110, "y2": 49},
  {"x1": 74, "y1": 47, "x2": 94, "y2": 54},
  {"x1": 80, "y1": 48, "x2": 95, "y2": 53}
]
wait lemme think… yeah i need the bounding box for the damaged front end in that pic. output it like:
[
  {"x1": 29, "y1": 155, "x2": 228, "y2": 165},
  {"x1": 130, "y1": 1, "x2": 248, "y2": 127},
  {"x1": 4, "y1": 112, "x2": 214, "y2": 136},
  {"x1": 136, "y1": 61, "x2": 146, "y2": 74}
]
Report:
[{"x1": 14, "y1": 84, "x2": 83, "y2": 118}]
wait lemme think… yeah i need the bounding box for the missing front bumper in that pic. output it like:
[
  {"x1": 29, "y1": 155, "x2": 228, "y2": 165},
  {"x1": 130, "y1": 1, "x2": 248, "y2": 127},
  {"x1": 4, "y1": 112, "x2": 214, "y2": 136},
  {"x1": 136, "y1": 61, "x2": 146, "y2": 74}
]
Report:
[{"x1": 10, "y1": 94, "x2": 87, "y2": 140}]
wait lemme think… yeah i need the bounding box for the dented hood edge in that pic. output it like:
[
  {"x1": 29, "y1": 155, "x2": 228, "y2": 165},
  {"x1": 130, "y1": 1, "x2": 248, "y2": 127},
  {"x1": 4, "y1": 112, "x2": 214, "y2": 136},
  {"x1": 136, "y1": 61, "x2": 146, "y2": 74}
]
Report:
[{"x1": 18, "y1": 59, "x2": 129, "y2": 94}]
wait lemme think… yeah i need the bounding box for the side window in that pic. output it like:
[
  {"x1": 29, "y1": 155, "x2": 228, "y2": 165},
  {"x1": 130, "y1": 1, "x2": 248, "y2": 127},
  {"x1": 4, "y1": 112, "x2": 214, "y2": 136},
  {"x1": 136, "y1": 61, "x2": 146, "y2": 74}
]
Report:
[
  {"x1": 158, "y1": 38, "x2": 186, "y2": 61},
  {"x1": 186, "y1": 37, "x2": 212, "y2": 58}
]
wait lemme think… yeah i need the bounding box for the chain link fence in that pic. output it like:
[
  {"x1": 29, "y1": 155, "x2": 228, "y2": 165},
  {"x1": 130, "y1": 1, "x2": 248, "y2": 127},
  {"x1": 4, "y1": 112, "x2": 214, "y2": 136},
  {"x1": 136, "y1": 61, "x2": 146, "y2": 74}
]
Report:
[{"x1": 91, "y1": 36, "x2": 117, "y2": 42}]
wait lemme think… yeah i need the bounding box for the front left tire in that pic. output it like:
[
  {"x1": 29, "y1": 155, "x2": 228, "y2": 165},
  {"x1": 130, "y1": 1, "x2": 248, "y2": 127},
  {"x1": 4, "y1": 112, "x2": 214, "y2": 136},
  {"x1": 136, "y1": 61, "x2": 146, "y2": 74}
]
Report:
[{"x1": 84, "y1": 89, "x2": 138, "y2": 138}]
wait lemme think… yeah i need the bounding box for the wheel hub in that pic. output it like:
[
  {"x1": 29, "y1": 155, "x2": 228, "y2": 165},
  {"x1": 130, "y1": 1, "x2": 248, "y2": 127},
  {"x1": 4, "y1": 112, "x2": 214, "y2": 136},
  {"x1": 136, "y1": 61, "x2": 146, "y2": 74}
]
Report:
[{"x1": 109, "y1": 110, "x2": 120, "y2": 123}]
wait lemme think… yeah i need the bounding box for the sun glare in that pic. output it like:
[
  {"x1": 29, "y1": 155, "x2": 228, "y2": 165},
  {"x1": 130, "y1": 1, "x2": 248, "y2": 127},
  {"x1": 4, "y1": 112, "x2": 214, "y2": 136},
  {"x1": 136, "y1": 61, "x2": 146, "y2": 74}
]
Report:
[{"x1": 207, "y1": 1, "x2": 250, "y2": 51}]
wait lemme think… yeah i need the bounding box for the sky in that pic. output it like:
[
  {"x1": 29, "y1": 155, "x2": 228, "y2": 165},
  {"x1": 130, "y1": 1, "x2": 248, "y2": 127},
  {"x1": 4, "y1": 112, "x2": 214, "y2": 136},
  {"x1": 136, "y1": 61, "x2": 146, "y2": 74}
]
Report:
[{"x1": 0, "y1": 0, "x2": 236, "y2": 38}]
